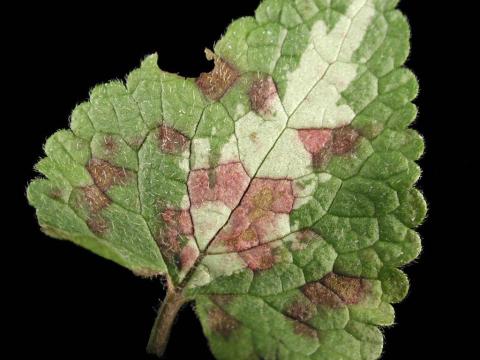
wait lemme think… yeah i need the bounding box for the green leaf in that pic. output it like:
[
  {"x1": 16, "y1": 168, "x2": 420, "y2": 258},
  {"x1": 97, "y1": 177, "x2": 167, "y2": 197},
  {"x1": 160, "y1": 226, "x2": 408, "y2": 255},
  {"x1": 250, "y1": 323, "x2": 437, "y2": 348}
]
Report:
[{"x1": 27, "y1": 0, "x2": 425, "y2": 358}]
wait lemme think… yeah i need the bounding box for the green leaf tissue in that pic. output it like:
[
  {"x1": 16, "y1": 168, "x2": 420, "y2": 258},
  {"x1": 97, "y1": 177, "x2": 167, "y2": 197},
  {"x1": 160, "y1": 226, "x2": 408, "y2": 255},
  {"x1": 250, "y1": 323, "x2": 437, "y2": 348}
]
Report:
[{"x1": 27, "y1": 0, "x2": 426, "y2": 358}]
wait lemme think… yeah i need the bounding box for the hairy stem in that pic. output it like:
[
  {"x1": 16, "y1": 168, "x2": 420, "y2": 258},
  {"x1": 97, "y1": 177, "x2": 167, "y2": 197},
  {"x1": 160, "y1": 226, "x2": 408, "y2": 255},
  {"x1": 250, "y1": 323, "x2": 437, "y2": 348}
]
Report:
[{"x1": 146, "y1": 283, "x2": 186, "y2": 357}]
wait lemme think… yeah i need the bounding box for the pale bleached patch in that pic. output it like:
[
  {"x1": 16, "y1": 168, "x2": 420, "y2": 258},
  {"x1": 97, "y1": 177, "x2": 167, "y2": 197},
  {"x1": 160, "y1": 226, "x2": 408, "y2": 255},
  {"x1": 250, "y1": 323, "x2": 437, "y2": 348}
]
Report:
[
  {"x1": 236, "y1": 97, "x2": 288, "y2": 177},
  {"x1": 191, "y1": 201, "x2": 231, "y2": 250},
  {"x1": 260, "y1": 213, "x2": 291, "y2": 244},
  {"x1": 257, "y1": 128, "x2": 311, "y2": 179},
  {"x1": 219, "y1": 135, "x2": 240, "y2": 164},
  {"x1": 201, "y1": 253, "x2": 246, "y2": 278},
  {"x1": 293, "y1": 196, "x2": 312, "y2": 210},
  {"x1": 191, "y1": 138, "x2": 211, "y2": 169},
  {"x1": 293, "y1": 173, "x2": 319, "y2": 198},
  {"x1": 283, "y1": 0, "x2": 375, "y2": 129}
]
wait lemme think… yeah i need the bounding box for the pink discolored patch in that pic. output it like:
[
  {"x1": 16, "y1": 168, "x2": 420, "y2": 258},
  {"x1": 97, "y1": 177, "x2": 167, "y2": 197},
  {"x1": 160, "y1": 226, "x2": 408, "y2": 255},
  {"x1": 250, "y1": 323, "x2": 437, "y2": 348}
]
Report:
[
  {"x1": 298, "y1": 129, "x2": 333, "y2": 154},
  {"x1": 188, "y1": 162, "x2": 250, "y2": 209},
  {"x1": 244, "y1": 179, "x2": 294, "y2": 213},
  {"x1": 161, "y1": 209, "x2": 193, "y2": 236},
  {"x1": 249, "y1": 76, "x2": 278, "y2": 115},
  {"x1": 157, "y1": 125, "x2": 189, "y2": 154},
  {"x1": 297, "y1": 126, "x2": 360, "y2": 168},
  {"x1": 210, "y1": 178, "x2": 294, "y2": 253},
  {"x1": 180, "y1": 245, "x2": 198, "y2": 271},
  {"x1": 157, "y1": 208, "x2": 196, "y2": 270},
  {"x1": 239, "y1": 244, "x2": 277, "y2": 271}
]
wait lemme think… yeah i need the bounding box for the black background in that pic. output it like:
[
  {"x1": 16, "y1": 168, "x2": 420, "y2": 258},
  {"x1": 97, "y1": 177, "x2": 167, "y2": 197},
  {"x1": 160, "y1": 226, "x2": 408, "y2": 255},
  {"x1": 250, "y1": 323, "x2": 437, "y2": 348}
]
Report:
[{"x1": 8, "y1": 1, "x2": 470, "y2": 359}]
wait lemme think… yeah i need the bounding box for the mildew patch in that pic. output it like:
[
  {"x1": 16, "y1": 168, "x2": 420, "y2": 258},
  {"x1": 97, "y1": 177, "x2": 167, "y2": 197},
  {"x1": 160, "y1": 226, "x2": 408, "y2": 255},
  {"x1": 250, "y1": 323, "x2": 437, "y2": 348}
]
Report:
[
  {"x1": 207, "y1": 306, "x2": 240, "y2": 338},
  {"x1": 298, "y1": 126, "x2": 360, "y2": 168},
  {"x1": 86, "y1": 158, "x2": 132, "y2": 192},
  {"x1": 321, "y1": 273, "x2": 369, "y2": 305},
  {"x1": 196, "y1": 50, "x2": 239, "y2": 101},
  {"x1": 156, "y1": 125, "x2": 189, "y2": 155},
  {"x1": 188, "y1": 162, "x2": 250, "y2": 209},
  {"x1": 249, "y1": 76, "x2": 278, "y2": 115},
  {"x1": 210, "y1": 179, "x2": 294, "y2": 253},
  {"x1": 238, "y1": 244, "x2": 277, "y2": 271}
]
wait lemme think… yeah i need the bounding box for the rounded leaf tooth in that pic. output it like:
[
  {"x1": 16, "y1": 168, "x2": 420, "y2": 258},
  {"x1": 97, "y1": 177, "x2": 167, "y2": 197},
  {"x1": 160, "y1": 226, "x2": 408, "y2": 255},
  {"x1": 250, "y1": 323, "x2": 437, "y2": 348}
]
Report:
[
  {"x1": 70, "y1": 102, "x2": 95, "y2": 140},
  {"x1": 379, "y1": 267, "x2": 409, "y2": 303},
  {"x1": 394, "y1": 188, "x2": 427, "y2": 228}
]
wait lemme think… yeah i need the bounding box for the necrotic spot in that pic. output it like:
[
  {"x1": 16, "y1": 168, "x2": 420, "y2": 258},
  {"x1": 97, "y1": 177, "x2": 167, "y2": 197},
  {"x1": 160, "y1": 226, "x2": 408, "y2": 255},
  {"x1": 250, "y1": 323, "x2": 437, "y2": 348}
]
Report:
[
  {"x1": 86, "y1": 158, "x2": 131, "y2": 192},
  {"x1": 196, "y1": 53, "x2": 239, "y2": 101},
  {"x1": 156, "y1": 125, "x2": 189, "y2": 155},
  {"x1": 249, "y1": 76, "x2": 278, "y2": 115}
]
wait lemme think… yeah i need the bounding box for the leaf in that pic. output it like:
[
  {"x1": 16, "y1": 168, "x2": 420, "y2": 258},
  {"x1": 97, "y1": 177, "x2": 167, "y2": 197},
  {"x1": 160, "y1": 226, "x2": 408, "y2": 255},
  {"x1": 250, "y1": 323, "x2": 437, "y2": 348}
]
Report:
[{"x1": 27, "y1": 0, "x2": 426, "y2": 358}]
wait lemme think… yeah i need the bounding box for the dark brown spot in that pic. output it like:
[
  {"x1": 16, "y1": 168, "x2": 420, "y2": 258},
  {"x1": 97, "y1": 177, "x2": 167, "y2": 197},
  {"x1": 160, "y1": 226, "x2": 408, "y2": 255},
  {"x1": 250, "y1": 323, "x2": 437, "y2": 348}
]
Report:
[
  {"x1": 249, "y1": 76, "x2": 278, "y2": 115},
  {"x1": 86, "y1": 158, "x2": 131, "y2": 192},
  {"x1": 207, "y1": 306, "x2": 240, "y2": 338},
  {"x1": 86, "y1": 214, "x2": 109, "y2": 235},
  {"x1": 156, "y1": 125, "x2": 189, "y2": 154},
  {"x1": 312, "y1": 151, "x2": 333, "y2": 169},
  {"x1": 293, "y1": 322, "x2": 318, "y2": 339},
  {"x1": 321, "y1": 273, "x2": 369, "y2": 305},
  {"x1": 302, "y1": 282, "x2": 345, "y2": 309},
  {"x1": 286, "y1": 299, "x2": 316, "y2": 322},
  {"x1": 102, "y1": 135, "x2": 118, "y2": 154},
  {"x1": 331, "y1": 126, "x2": 360, "y2": 155},
  {"x1": 82, "y1": 185, "x2": 111, "y2": 213},
  {"x1": 239, "y1": 244, "x2": 277, "y2": 271},
  {"x1": 196, "y1": 50, "x2": 239, "y2": 100},
  {"x1": 49, "y1": 188, "x2": 63, "y2": 200}
]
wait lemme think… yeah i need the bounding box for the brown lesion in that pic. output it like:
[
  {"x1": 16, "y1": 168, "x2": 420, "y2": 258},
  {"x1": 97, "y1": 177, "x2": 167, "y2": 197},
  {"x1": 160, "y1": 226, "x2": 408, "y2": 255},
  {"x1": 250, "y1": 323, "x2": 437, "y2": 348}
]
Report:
[
  {"x1": 321, "y1": 273, "x2": 369, "y2": 305},
  {"x1": 196, "y1": 49, "x2": 240, "y2": 101},
  {"x1": 101, "y1": 134, "x2": 118, "y2": 154},
  {"x1": 155, "y1": 208, "x2": 195, "y2": 271},
  {"x1": 331, "y1": 126, "x2": 360, "y2": 155},
  {"x1": 86, "y1": 158, "x2": 132, "y2": 192},
  {"x1": 249, "y1": 76, "x2": 278, "y2": 115},
  {"x1": 285, "y1": 299, "x2": 317, "y2": 322},
  {"x1": 302, "y1": 272, "x2": 370, "y2": 308},
  {"x1": 48, "y1": 187, "x2": 64, "y2": 201},
  {"x1": 302, "y1": 281, "x2": 345, "y2": 309},
  {"x1": 82, "y1": 185, "x2": 111, "y2": 213},
  {"x1": 156, "y1": 125, "x2": 189, "y2": 155},
  {"x1": 207, "y1": 306, "x2": 240, "y2": 338},
  {"x1": 86, "y1": 215, "x2": 109, "y2": 235},
  {"x1": 293, "y1": 322, "x2": 318, "y2": 339},
  {"x1": 80, "y1": 185, "x2": 112, "y2": 235}
]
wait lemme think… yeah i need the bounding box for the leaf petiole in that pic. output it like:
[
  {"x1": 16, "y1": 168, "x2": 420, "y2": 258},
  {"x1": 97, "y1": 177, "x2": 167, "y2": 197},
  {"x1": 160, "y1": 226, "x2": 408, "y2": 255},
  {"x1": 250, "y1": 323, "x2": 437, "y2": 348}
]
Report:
[{"x1": 146, "y1": 281, "x2": 187, "y2": 358}]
